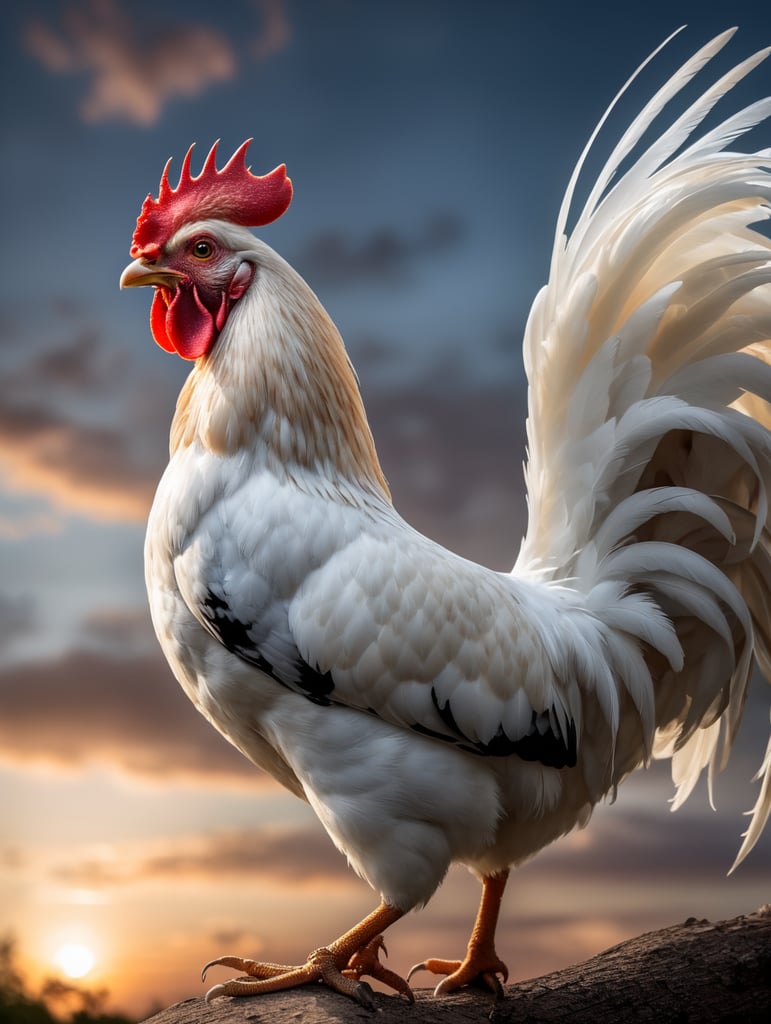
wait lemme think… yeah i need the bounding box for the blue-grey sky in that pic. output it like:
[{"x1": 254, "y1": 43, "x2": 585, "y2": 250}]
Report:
[{"x1": 1, "y1": 1, "x2": 770, "y2": 1016}]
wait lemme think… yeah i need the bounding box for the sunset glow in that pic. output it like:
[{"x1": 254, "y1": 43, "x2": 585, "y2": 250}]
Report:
[{"x1": 54, "y1": 943, "x2": 96, "y2": 979}]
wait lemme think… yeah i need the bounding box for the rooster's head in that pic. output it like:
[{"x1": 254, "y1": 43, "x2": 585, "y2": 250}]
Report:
[{"x1": 120, "y1": 140, "x2": 292, "y2": 360}]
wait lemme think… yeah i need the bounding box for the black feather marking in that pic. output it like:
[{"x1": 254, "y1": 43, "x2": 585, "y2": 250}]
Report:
[
  {"x1": 202, "y1": 591, "x2": 266, "y2": 666},
  {"x1": 508, "y1": 715, "x2": 577, "y2": 769},
  {"x1": 200, "y1": 590, "x2": 576, "y2": 763},
  {"x1": 201, "y1": 590, "x2": 335, "y2": 707},
  {"x1": 410, "y1": 721, "x2": 461, "y2": 743},
  {"x1": 297, "y1": 660, "x2": 335, "y2": 702},
  {"x1": 430, "y1": 687, "x2": 577, "y2": 767},
  {"x1": 431, "y1": 687, "x2": 464, "y2": 736}
]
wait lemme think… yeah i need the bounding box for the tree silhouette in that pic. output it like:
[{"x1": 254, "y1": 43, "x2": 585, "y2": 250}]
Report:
[{"x1": 0, "y1": 935, "x2": 132, "y2": 1024}]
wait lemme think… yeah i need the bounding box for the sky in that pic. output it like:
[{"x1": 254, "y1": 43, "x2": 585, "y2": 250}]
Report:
[{"x1": 1, "y1": 0, "x2": 770, "y2": 1018}]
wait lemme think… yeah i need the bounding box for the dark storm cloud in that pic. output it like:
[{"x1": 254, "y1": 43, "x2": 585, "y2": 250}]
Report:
[
  {"x1": 51, "y1": 823, "x2": 352, "y2": 888},
  {"x1": 0, "y1": 646, "x2": 257, "y2": 784},
  {"x1": 296, "y1": 214, "x2": 466, "y2": 287}
]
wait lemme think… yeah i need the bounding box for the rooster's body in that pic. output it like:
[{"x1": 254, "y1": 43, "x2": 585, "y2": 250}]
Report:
[{"x1": 122, "y1": 29, "x2": 771, "y2": 1005}]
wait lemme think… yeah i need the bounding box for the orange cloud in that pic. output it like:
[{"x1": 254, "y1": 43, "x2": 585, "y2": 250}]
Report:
[
  {"x1": 0, "y1": 408, "x2": 155, "y2": 521},
  {"x1": 23, "y1": 0, "x2": 293, "y2": 126},
  {"x1": 0, "y1": 326, "x2": 166, "y2": 523},
  {"x1": 24, "y1": 0, "x2": 235, "y2": 125},
  {"x1": 0, "y1": 646, "x2": 258, "y2": 785},
  {"x1": 50, "y1": 824, "x2": 354, "y2": 889}
]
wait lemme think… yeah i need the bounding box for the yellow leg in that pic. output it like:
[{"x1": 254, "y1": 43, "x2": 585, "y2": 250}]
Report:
[
  {"x1": 409, "y1": 870, "x2": 510, "y2": 998},
  {"x1": 203, "y1": 901, "x2": 412, "y2": 1008}
]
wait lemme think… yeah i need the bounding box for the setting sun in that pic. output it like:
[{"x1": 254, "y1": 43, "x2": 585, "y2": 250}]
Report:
[{"x1": 54, "y1": 943, "x2": 96, "y2": 980}]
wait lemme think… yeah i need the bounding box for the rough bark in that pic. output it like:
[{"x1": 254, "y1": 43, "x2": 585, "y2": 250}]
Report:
[{"x1": 141, "y1": 906, "x2": 771, "y2": 1024}]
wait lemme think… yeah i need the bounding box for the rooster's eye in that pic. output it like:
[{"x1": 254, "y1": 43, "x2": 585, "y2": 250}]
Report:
[{"x1": 192, "y1": 239, "x2": 214, "y2": 260}]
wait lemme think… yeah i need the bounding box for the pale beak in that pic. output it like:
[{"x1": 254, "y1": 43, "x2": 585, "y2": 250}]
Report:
[{"x1": 120, "y1": 258, "x2": 185, "y2": 290}]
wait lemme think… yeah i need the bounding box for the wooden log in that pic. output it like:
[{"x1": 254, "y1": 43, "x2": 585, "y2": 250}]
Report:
[{"x1": 141, "y1": 906, "x2": 771, "y2": 1024}]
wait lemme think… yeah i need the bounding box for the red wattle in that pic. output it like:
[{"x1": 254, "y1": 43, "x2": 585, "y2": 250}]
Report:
[
  {"x1": 150, "y1": 290, "x2": 175, "y2": 353},
  {"x1": 149, "y1": 283, "x2": 219, "y2": 361},
  {"x1": 215, "y1": 291, "x2": 229, "y2": 332},
  {"x1": 166, "y1": 284, "x2": 217, "y2": 360}
]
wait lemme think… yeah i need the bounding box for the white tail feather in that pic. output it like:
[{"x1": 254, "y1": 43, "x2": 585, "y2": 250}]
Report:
[{"x1": 514, "y1": 31, "x2": 771, "y2": 865}]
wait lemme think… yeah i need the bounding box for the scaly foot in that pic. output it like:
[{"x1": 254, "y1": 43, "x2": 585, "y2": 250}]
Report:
[
  {"x1": 409, "y1": 870, "x2": 510, "y2": 999},
  {"x1": 202, "y1": 902, "x2": 411, "y2": 1009},
  {"x1": 203, "y1": 947, "x2": 381, "y2": 1008},
  {"x1": 408, "y1": 949, "x2": 509, "y2": 998},
  {"x1": 343, "y1": 935, "x2": 414, "y2": 1001}
]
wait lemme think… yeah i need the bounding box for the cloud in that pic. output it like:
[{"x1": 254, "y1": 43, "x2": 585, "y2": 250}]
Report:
[
  {"x1": 0, "y1": 592, "x2": 39, "y2": 672},
  {"x1": 0, "y1": 593, "x2": 36, "y2": 653},
  {"x1": 525, "y1": 805, "x2": 769, "y2": 885},
  {"x1": 252, "y1": 0, "x2": 292, "y2": 60},
  {"x1": 51, "y1": 823, "x2": 352, "y2": 889},
  {"x1": 0, "y1": 512, "x2": 62, "y2": 540},
  {"x1": 0, "y1": 322, "x2": 167, "y2": 522},
  {"x1": 7, "y1": 330, "x2": 121, "y2": 394},
  {"x1": 0, "y1": 403, "x2": 157, "y2": 521},
  {"x1": 0, "y1": 302, "x2": 527, "y2": 549},
  {"x1": 0, "y1": 645, "x2": 258, "y2": 785},
  {"x1": 77, "y1": 607, "x2": 161, "y2": 654},
  {"x1": 23, "y1": 0, "x2": 293, "y2": 126},
  {"x1": 296, "y1": 214, "x2": 466, "y2": 287},
  {"x1": 50, "y1": 809, "x2": 732, "y2": 990},
  {"x1": 24, "y1": 0, "x2": 236, "y2": 125},
  {"x1": 364, "y1": 386, "x2": 528, "y2": 569}
]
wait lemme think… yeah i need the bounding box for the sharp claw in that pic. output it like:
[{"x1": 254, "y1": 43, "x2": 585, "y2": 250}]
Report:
[
  {"x1": 352, "y1": 980, "x2": 377, "y2": 1011},
  {"x1": 197, "y1": 909, "x2": 407, "y2": 1007},
  {"x1": 435, "y1": 968, "x2": 506, "y2": 998},
  {"x1": 407, "y1": 961, "x2": 426, "y2": 982},
  {"x1": 391, "y1": 981, "x2": 415, "y2": 1004},
  {"x1": 487, "y1": 972, "x2": 505, "y2": 1002},
  {"x1": 204, "y1": 983, "x2": 226, "y2": 1004},
  {"x1": 415, "y1": 955, "x2": 508, "y2": 999},
  {"x1": 201, "y1": 955, "x2": 249, "y2": 982}
]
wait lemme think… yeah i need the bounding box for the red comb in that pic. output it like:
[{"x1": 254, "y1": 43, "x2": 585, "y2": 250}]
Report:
[{"x1": 130, "y1": 140, "x2": 292, "y2": 258}]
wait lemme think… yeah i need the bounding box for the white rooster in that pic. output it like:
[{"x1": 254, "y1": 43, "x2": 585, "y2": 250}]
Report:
[{"x1": 121, "y1": 28, "x2": 771, "y2": 1008}]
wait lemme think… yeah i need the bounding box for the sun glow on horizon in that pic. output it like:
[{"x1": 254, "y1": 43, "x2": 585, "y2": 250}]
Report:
[{"x1": 54, "y1": 943, "x2": 96, "y2": 979}]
